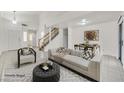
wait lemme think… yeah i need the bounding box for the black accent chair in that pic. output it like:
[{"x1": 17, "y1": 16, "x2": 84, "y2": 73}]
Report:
[{"x1": 17, "y1": 47, "x2": 36, "y2": 68}]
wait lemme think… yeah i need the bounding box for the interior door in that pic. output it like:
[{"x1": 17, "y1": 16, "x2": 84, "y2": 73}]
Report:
[
  {"x1": 63, "y1": 28, "x2": 68, "y2": 48},
  {"x1": 118, "y1": 16, "x2": 124, "y2": 65},
  {"x1": 122, "y1": 23, "x2": 124, "y2": 66},
  {"x1": 8, "y1": 29, "x2": 21, "y2": 50},
  {"x1": 119, "y1": 23, "x2": 123, "y2": 62}
]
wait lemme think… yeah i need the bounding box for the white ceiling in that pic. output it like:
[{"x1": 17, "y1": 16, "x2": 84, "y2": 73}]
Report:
[
  {"x1": 46, "y1": 11, "x2": 122, "y2": 27},
  {"x1": 67, "y1": 11, "x2": 122, "y2": 27},
  {"x1": 0, "y1": 11, "x2": 122, "y2": 30},
  {"x1": 38, "y1": 11, "x2": 122, "y2": 28},
  {"x1": 39, "y1": 11, "x2": 94, "y2": 26},
  {"x1": 0, "y1": 11, "x2": 40, "y2": 30}
]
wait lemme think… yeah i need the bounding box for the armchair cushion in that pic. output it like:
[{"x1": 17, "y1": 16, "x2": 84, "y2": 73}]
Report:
[
  {"x1": 22, "y1": 48, "x2": 32, "y2": 55},
  {"x1": 20, "y1": 55, "x2": 35, "y2": 64}
]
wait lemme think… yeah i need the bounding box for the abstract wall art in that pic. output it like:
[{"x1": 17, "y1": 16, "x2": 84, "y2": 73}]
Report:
[{"x1": 84, "y1": 30, "x2": 99, "y2": 41}]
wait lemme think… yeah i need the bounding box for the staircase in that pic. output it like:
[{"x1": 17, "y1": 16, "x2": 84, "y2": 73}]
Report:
[{"x1": 38, "y1": 27, "x2": 59, "y2": 50}]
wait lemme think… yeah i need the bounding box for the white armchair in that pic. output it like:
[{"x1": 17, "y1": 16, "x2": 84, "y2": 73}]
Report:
[{"x1": 17, "y1": 47, "x2": 36, "y2": 68}]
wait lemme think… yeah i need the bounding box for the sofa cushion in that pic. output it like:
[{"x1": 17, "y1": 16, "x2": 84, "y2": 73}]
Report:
[
  {"x1": 63, "y1": 48, "x2": 72, "y2": 55},
  {"x1": 52, "y1": 53, "x2": 65, "y2": 57},
  {"x1": 51, "y1": 53, "x2": 65, "y2": 64},
  {"x1": 56, "y1": 47, "x2": 65, "y2": 53},
  {"x1": 63, "y1": 55, "x2": 90, "y2": 71},
  {"x1": 71, "y1": 50, "x2": 82, "y2": 57},
  {"x1": 20, "y1": 55, "x2": 34, "y2": 64},
  {"x1": 56, "y1": 47, "x2": 72, "y2": 55}
]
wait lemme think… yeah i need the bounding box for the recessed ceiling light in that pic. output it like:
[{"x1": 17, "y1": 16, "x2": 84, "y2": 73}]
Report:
[
  {"x1": 77, "y1": 19, "x2": 89, "y2": 26},
  {"x1": 81, "y1": 19, "x2": 87, "y2": 23}
]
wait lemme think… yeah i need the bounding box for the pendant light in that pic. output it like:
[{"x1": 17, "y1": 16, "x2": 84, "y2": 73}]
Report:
[{"x1": 12, "y1": 11, "x2": 17, "y2": 24}]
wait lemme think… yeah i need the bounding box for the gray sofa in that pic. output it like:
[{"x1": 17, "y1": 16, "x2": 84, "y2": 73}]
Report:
[{"x1": 48, "y1": 48, "x2": 100, "y2": 81}]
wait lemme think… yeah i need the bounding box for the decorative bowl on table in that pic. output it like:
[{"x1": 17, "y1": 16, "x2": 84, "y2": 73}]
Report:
[{"x1": 39, "y1": 62, "x2": 53, "y2": 71}]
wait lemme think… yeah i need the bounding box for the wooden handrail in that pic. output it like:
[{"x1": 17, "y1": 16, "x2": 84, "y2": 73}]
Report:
[
  {"x1": 38, "y1": 27, "x2": 59, "y2": 50},
  {"x1": 39, "y1": 27, "x2": 59, "y2": 41}
]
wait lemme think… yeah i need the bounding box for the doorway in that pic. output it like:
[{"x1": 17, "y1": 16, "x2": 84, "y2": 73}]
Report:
[
  {"x1": 8, "y1": 29, "x2": 21, "y2": 50},
  {"x1": 119, "y1": 21, "x2": 123, "y2": 64},
  {"x1": 63, "y1": 28, "x2": 68, "y2": 48}
]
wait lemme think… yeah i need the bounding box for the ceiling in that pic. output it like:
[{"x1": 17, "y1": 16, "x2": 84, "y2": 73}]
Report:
[
  {"x1": 0, "y1": 11, "x2": 40, "y2": 30},
  {"x1": 46, "y1": 11, "x2": 122, "y2": 27},
  {"x1": 0, "y1": 11, "x2": 122, "y2": 30},
  {"x1": 38, "y1": 11, "x2": 122, "y2": 28},
  {"x1": 67, "y1": 11, "x2": 122, "y2": 27}
]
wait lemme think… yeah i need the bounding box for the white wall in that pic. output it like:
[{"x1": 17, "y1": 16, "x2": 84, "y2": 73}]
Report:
[
  {"x1": 0, "y1": 17, "x2": 9, "y2": 52},
  {"x1": 0, "y1": 17, "x2": 37, "y2": 54},
  {"x1": 63, "y1": 28, "x2": 68, "y2": 48},
  {"x1": 0, "y1": 17, "x2": 25, "y2": 52},
  {"x1": 68, "y1": 21, "x2": 119, "y2": 58},
  {"x1": 8, "y1": 29, "x2": 22, "y2": 50}
]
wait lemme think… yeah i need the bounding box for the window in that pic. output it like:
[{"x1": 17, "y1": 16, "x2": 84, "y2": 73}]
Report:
[
  {"x1": 29, "y1": 33, "x2": 33, "y2": 41},
  {"x1": 41, "y1": 31, "x2": 44, "y2": 38},
  {"x1": 23, "y1": 32, "x2": 27, "y2": 42}
]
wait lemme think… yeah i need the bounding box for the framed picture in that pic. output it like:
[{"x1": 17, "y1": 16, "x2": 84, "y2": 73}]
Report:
[{"x1": 84, "y1": 30, "x2": 99, "y2": 41}]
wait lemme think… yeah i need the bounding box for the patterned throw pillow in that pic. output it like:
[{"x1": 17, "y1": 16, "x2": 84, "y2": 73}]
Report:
[
  {"x1": 22, "y1": 48, "x2": 32, "y2": 55},
  {"x1": 80, "y1": 52, "x2": 87, "y2": 60},
  {"x1": 80, "y1": 50, "x2": 93, "y2": 60},
  {"x1": 56, "y1": 47, "x2": 72, "y2": 57},
  {"x1": 56, "y1": 47, "x2": 64, "y2": 53}
]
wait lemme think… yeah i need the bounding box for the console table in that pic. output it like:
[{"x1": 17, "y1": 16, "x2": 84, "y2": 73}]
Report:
[{"x1": 74, "y1": 44, "x2": 99, "y2": 50}]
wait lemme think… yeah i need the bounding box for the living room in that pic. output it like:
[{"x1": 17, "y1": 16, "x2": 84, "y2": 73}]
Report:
[{"x1": 0, "y1": 11, "x2": 124, "y2": 82}]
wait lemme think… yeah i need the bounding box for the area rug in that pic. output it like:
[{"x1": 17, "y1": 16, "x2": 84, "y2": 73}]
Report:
[{"x1": 0, "y1": 50, "x2": 89, "y2": 82}]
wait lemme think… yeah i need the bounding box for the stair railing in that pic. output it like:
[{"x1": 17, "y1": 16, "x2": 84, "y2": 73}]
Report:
[{"x1": 38, "y1": 27, "x2": 59, "y2": 50}]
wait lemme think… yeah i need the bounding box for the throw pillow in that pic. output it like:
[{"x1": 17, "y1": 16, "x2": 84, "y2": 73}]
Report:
[{"x1": 22, "y1": 48, "x2": 32, "y2": 55}]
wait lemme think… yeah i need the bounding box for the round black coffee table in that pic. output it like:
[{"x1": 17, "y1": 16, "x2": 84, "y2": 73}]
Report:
[{"x1": 33, "y1": 62, "x2": 60, "y2": 82}]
